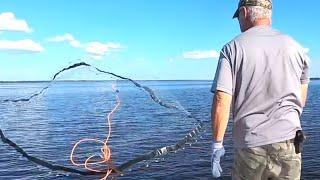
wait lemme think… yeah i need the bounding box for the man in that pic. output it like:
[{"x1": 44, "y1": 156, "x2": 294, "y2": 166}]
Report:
[{"x1": 210, "y1": 0, "x2": 310, "y2": 179}]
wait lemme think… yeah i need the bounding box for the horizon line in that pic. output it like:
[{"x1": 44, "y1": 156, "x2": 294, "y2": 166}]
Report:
[
  {"x1": 0, "y1": 79, "x2": 214, "y2": 83},
  {"x1": 0, "y1": 78, "x2": 319, "y2": 83}
]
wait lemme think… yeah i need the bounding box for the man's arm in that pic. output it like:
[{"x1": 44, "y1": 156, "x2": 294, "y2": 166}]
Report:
[
  {"x1": 300, "y1": 51, "x2": 310, "y2": 108},
  {"x1": 211, "y1": 90, "x2": 232, "y2": 141},
  {"x1": 301, "y1": 84, "x2": 308, "y2": 108},
  {"x1": 210, "y1": 45, "x2": 233, "y2": 178}
]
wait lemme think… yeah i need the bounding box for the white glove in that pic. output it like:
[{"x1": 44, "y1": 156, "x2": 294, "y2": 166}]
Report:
[{"x1": 211, "y1": 141, "x2": 225, "y2": 178}]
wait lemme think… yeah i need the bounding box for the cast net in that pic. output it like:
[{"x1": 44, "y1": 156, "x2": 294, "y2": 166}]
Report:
[{"x1": 0, "y1": 61, "x2": 207, "y2": 179}]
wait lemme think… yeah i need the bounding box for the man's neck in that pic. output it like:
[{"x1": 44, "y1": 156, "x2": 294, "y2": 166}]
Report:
[
  {"x1": 252, "y1": 18, "x2": 271, "y2": 27},
  {"x1": 242, "y1": 19, "x2": 271, "y2": 32}
]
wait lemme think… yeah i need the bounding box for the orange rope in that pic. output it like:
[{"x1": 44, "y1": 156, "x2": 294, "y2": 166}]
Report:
[{"x1": 70, "y1": 83, "x2": 120, "y2": 180}]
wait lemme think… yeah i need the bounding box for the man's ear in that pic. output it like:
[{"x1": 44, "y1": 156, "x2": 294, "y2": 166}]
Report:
[
  {"x1": 238, "y1": 7, "x2": 247, "y2": 19},
  {"x1": 242, "y1": 6, "x2": 248, "y2": 19}
]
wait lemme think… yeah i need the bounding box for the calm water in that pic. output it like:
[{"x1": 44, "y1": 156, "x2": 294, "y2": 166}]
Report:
[{"x1": 0, "y1": 80, "x2": 319, "y2": 179}]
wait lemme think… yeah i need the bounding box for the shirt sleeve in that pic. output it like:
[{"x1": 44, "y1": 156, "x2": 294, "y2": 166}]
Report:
[
  {"x1": 300, "y1": 54, "x2": 310, "y2": 84},
  {"x1": 211, "y1": 47, "x2": 233, "y2": 95}
]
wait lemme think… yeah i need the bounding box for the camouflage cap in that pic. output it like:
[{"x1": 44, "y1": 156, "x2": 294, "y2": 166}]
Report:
[{"x1": 233, "y1": 0, "x2": 272, "y2": 19}]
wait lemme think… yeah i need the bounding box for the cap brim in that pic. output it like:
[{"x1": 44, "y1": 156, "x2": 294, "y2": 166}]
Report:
[{"x1": 233, "y1": 9, "x2": 239, "y2": 19}]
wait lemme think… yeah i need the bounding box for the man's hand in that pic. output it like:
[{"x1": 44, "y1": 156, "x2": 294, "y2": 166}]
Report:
[{"x1": 211, "y1": 141, "x2": 225, "y2": 178}]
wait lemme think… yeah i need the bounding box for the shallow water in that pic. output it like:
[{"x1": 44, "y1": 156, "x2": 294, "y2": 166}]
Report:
[{"x1": 0, "y1": 80, "x2": 319, "y2": 179}]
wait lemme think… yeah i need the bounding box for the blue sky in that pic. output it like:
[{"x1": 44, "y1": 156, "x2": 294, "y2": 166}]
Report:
[{"x1": 0, "y1": 0, "x2": 319, "y2": 81}]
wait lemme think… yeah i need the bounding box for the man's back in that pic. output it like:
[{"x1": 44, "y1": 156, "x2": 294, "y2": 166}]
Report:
[
  {"x1": 210, "y1": 1, "x2": 310, "y2": 179},
  {"x1": 212, "y1": 25, "x2": 309, "y2": 148}
]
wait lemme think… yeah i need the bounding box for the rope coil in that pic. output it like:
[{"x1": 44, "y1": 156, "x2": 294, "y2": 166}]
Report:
[{"x1": 70, "y1": 83, "x2": 120, "y2": 179}]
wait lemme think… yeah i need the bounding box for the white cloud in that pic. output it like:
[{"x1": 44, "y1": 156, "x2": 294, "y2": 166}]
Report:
[
  {"x1": 0, "y1": 12, "x2": 32, "y2": 33},
  {"x1": 85, "y1": 42, "x2": 122, "y2": 59},
  {"x1": 46, "y1": 33, "x2": 123, "y2": 59},
  {"x1": 183, "y1": 50, "x2": 219, "y2": 59},
  {"x1": 47, "y1": 33, "x2": 81, "y2": 48},
  {"x1": 0, "y1": 39, "x2": 44, "y2": 53}
]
